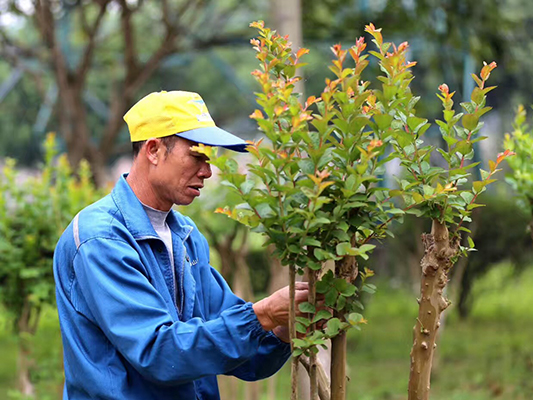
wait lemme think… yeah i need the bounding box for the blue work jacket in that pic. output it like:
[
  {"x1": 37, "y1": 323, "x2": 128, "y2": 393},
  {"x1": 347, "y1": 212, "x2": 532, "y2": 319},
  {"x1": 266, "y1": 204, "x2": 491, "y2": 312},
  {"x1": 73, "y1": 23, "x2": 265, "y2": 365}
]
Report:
[{"x1": 53, "y1": 174, "x2": 291, "y2": 399}]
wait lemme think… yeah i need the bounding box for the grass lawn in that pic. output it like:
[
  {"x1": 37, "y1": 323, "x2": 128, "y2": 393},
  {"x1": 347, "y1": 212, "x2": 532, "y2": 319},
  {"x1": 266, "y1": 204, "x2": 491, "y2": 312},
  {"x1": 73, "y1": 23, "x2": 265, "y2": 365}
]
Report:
[{"x1": 1, "y1": 262, "x2": 532, "y2": 399}]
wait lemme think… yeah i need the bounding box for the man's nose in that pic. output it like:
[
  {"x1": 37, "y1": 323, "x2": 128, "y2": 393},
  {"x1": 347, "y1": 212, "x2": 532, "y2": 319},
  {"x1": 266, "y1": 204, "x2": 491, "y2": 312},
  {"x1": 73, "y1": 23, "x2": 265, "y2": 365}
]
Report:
[{"x1": 199, "y1": 162, "x2": 212, "y2": 179}]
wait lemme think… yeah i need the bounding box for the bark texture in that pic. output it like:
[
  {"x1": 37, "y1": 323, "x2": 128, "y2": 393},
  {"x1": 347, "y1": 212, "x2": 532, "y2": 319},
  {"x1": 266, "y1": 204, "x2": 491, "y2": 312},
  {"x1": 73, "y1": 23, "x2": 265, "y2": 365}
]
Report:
[
  {"x1": 300, "y1": 355, "x2": 331, "y2": 400},
  {"x1": 331, "y1": 243, "x2": 358, "y2": 400},
  {"x1": 408, "y1": 219, "x2": 459, "y2": 400},
  {"x1": 330, "y1": 332, "x2": 346, "y2": 400}
]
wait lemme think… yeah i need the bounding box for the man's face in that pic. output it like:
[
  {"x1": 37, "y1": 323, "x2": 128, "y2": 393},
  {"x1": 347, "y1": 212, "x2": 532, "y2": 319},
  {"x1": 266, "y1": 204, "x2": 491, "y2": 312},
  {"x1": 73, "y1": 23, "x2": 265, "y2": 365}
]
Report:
[{"x1": 152, "y1": 136, "x2": 212, "y2": 208}]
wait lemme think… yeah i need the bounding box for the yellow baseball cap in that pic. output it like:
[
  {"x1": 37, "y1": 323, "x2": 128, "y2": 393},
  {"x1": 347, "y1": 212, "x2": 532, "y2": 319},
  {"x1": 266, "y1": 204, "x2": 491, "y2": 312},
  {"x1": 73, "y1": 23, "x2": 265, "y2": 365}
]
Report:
[{"x1": 123, "y1": 90, "x2": 248, "y2": 152}]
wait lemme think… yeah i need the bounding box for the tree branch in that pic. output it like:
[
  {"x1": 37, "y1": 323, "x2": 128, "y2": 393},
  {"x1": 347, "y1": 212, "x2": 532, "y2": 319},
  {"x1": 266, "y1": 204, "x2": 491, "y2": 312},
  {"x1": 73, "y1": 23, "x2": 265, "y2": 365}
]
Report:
[
  {"x1": 0, "y1": 29, "x2": 42, "y2": 63},
  {"x1": 76, "y1": 0, "x2": 110, "y2": 81},
  {"x1": 300, "y1": 355, "x2": 331, "y2": 400},
  {"x1": 118, "y1": 0, "x2": 138, "y2": 82}
]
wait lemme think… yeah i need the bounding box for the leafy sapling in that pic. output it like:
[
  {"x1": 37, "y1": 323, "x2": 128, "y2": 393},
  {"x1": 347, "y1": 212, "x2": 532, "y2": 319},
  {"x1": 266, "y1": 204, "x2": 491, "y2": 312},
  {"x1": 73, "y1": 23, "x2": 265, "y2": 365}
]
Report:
[
  {"x1": 374, "y1": 53, "x2": 514, "y2": 400},
  {"x1": 195, "y1": 22, "x2": 432, "y2": 400}
]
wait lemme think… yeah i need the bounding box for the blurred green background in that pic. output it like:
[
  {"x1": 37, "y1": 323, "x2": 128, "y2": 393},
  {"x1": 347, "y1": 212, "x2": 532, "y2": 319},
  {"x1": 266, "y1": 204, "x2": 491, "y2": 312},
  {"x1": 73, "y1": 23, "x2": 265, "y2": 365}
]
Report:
[{"x1": 1, "y1": 0, "x2": 533, "y2": 399}]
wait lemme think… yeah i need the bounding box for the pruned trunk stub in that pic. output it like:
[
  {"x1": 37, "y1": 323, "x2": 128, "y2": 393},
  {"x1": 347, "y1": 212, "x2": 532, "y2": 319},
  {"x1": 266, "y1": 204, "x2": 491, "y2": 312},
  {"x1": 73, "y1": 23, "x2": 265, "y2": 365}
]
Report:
[{"x1": 408, "y1": 219, "x2": 459, "y2": 400}]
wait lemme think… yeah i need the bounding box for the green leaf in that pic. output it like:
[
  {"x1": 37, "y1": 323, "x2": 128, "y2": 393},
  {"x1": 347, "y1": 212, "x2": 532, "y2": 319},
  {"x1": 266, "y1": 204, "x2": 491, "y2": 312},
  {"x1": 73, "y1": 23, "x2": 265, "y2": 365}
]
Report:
[
  {"x1": 436, "y1": 148, "x2": 451, "y2": 163},
  {"x1": 309, "y1": 217, "x2": 331, "y2": 229},
  {"x1": 314, "y1": 248, "x2": 334, "y2": 261},
  {"x1": 255, "y1": 203, "x2": 274, "y2": 218},
  {"x1": 345, "y1": 174, "x2": 357, "y2": 191},
  {"x1": 298, "y1": 159, "x2": 315, "y2": 175},
  {"x1": 333, "y1": 278, "x2": 349, "y2": 292},
  {"x1": 388, "y1": 208, "x2": 405, "y2": 215},
  {"x1": 336, "y1": 242, "x2": 355, "y2": 256},
  {"x1": 325, "y1": 288, "x2": 338, "y2": 307},
  {"x1": 462, "y1": 114, "x2": 479, "y2": 131},
  {"x1": 467, "y1": 236, "x2": 475, "y2": 249},
  {"x1": 348, "y1": 313, "x2": 364, "y2": 325},
  {"x1": 407, "y1": 116, "x2": 428, "y2": 134},
  {"x1": 443, "y1": 110, "x2": 455, "y2": 122},
  {"x1": 340, "y1": 283, "x2": 357, "y2": 297},
  {"x1": 460, "y1": 192, "x2": 474, "y2": 205},
  {"x1": 456, "y1": 140, "x2": 473, "y2": 155},
  {"x1": 359, "y1": 244, "x2": 376, "y2": 254},
  {"x1": 296, "y1": 322, "x2": 308, "y2": 334},
  {"x1": 362, "y1": 283, "x2": 377, "y2": 294},
  {"x1": 299, "y1": 302, "x2": 316, "y2": 314},
  {"x1": 412, "y1": 192, "x2": 425, "y2": 203},
  {"x1": 374, "y1": 113, "x2": 394, "y2": 131},
  {"x1": 316, "y1": 280, "x2": 330, "y2": 294},
  {"x1": 395, "y1": 130, "x2": 413, "y2": 148},
  {"x1": 292, "y1": 338, "x2": 308, "y2": 348},
  {"x1": 312, "y1": 310, "x2": 333, "y2": 323},
  {"x1": 336, "y1": 295, "x2": 346, "y2": 310},
  {"x1": 389, "y1": 189, "x2": 403, "y2": 198},
  {"x1": 303, "y1": 237, "x2": 322, "y2": 247},
  {"x1": 295, "y1": 316, "x2": 311, "y2": 327},
  {"x1": 472, "y1": 181, "x2": 486, "y2": 194},
  {"x1": 292, "y1": 348, "x2": 304, "y2": 357},
  {"x1": 325, "y1": 318, "x2": 342, "y2": 337},
  {"x1": 383, "y1": 84, "x2": 398, "y2": 101},
  {"x1": 240, "y1": 180, "x2": 255, "y2": 195},
  {"x1": 353, "y1": 300, "x2": 365, "y2": 310}
]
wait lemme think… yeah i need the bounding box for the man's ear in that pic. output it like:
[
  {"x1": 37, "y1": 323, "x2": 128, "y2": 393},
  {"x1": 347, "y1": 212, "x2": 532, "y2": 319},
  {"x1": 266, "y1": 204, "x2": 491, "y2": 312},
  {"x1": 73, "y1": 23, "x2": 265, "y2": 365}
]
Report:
[{"x1": 144, "y1": 138, "x2": 163, "y2": 165}]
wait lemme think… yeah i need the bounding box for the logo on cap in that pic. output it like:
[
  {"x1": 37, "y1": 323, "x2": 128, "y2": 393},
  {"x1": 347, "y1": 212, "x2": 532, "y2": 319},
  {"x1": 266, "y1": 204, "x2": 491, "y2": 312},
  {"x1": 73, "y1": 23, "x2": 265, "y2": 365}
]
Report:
[{"x1": 188, "y1": 98, "x2": 213, "y2": 123}]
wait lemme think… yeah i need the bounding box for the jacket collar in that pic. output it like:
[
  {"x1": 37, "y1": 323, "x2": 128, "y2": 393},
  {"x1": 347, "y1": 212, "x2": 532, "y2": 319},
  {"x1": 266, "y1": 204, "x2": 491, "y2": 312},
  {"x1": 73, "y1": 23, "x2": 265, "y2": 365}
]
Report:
[{"x1": 112, "y1": 174, "x2": 193, "y2": 241}]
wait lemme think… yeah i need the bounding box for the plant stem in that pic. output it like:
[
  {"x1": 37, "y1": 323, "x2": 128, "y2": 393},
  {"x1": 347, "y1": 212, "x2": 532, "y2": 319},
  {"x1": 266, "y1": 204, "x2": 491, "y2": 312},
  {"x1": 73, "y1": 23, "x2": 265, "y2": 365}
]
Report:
[
  {"x1": 408, "y1": 219, "x2": 458, "y2": 400},
  {"x1": 330, "y1": 330, "x2": 346, "y2": 400},
  {"x1": 331, "y1": 247, "x2": 358, "y2": 400},
  {"x1": 308, "y1": 268, "x2": 319, "y2": 400},
  {"x1": 289, "y1": 264, "x2": 299, "y2": 400},
  {"x1": 300, "y1": 356, "x2": 331, "y2": 400}
]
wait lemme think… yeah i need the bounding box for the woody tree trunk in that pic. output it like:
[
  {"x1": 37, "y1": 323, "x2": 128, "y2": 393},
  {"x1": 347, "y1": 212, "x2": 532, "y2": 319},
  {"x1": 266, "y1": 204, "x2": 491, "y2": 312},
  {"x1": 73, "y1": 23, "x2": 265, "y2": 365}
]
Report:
[{"x1": 408, "y1": 220, "x2": 458, "y2": 400}]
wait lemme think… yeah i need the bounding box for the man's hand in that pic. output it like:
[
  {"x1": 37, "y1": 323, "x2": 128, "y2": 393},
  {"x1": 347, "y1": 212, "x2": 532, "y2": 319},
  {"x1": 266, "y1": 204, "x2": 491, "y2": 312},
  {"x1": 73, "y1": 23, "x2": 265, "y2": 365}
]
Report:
[{"x1": 253, "y1": 282, "x2": 309, "y2": 332}]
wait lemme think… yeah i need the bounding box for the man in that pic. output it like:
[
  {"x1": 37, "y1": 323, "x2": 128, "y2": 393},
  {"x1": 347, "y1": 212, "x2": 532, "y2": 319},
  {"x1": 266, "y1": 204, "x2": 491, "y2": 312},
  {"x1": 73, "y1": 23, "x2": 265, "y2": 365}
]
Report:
[{"x1": 53, "y1": 90, "x2": 308, "y2": 399}]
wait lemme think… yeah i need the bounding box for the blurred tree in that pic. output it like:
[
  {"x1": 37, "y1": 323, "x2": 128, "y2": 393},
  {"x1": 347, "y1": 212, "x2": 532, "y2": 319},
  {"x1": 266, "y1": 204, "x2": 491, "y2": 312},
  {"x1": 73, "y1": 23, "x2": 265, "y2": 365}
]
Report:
[
  {"x1": 376, "y1": 194, "x2": 533, "y2": 319},
  {"x1": 456, "y1": 194, "x2": 533, "y2": 318},
  {"x1": 0, "y1": 0, "x2": 259, "y2": 185},
  {"x1": 504, "y1": 105, "x2": 533, "y2": 242},
  {"x1": 301, "y1": 0, "x2": 533, "y2": 119},
  {"x1": 0, "y1": 134, "x2": 105, "y2": 396}
]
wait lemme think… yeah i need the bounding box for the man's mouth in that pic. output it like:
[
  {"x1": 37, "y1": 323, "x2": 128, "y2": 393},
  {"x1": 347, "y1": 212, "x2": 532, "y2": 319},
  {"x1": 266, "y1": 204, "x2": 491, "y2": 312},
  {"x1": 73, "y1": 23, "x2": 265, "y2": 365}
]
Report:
[{"x1": 188, "y1": 184, "x2": 203, "y2": 196}]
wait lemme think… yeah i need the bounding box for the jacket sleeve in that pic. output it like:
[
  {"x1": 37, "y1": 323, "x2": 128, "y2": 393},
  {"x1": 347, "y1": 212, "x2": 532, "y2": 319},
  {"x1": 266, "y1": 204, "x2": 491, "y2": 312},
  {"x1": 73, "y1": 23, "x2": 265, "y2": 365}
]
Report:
[
  {"x1": 224, "y1": 332, "x2": 292, "y2": 381},
  {"x1": 73, "y1": 237, "x2": 273, "y2": 385},
  {"x1": 203, "y1": 266, "x2": 292, "y2": 381}
]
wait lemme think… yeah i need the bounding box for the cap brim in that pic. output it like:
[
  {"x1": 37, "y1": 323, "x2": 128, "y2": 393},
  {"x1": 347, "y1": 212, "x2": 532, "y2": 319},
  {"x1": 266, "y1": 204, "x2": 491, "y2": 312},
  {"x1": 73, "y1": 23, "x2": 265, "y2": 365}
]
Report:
[{"x1": 176, "y1": 127, "x2": 248, "y2": 153}]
